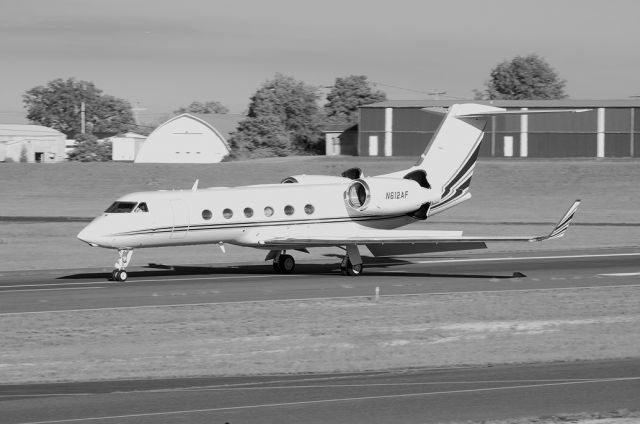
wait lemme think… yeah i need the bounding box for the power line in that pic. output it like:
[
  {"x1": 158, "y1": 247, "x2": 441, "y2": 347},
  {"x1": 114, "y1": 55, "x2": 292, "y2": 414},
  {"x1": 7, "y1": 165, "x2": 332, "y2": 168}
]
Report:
[{"x1": 371, "y1": 81, "x2": 470, "y2": 100}]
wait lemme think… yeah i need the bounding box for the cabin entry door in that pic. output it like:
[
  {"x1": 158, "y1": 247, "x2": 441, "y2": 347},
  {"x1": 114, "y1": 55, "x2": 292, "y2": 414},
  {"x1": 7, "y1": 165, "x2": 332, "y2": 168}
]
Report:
[{"x1": 169, "y1": 199, "x2": 189, "y2": 239}]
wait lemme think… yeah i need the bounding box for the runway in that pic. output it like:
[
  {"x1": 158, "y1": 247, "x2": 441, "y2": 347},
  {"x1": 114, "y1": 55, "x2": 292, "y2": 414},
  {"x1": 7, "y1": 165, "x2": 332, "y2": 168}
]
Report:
[
  {"x1": 1, "y1": 359, "x2": 639, "y2": 424},
  {"x1": 1, "y1": 248, "x2": 639, "y2": 423},
  {"x1": 1, "y1": 247, "x2": 640, "y2": 314}
]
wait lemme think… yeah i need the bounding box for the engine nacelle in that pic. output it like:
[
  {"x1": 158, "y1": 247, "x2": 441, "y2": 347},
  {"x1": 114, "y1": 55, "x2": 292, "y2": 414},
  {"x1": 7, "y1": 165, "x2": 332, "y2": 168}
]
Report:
[
  {"x1": 281, "y1": 175, "x2": 353, "y2": 184},
  {"x1": 344, "y1": 177, "x2": 440, "y2": 215}
]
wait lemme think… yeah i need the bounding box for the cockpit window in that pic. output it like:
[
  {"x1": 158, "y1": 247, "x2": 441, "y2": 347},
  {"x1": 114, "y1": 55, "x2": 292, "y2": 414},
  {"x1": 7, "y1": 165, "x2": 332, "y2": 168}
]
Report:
[
  {"x1": 105, "y1": 201, "x2": 138, "y2": 213},
  {"x1": 134, "y1": 202, "x2": 149, "y2": 213}
]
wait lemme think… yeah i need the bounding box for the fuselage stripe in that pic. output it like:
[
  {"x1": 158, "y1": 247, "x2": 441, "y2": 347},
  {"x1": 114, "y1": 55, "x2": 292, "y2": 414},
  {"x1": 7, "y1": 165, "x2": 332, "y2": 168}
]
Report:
[{"x1": 110, "y1": 214, "x2": 409, "y2": 237}]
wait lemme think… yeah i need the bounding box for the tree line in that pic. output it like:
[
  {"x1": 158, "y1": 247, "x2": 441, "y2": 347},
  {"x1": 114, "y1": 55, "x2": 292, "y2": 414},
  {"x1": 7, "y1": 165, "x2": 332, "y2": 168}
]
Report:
[{"x1": 21, "y1": 54, "x2": 567, "y2": 161}]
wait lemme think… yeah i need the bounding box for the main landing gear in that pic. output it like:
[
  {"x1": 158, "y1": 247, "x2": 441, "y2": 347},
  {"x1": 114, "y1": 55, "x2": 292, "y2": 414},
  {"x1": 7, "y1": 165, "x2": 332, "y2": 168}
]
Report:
[
  {"x1": 268, "y1": 250, "x2": 296, "y2": 274},
  {"x1": 340, "y1": 257, "x2": 363, "y2": 276},
  {"x1": 266, "y1": 245, "x2": 364, "y2": 276},
  {"x1": 340, "y1": 244, "x2": 363, "y2": 276},
  {"x1": 112, "y1": 249, "x2": 133, "y2": 282}
]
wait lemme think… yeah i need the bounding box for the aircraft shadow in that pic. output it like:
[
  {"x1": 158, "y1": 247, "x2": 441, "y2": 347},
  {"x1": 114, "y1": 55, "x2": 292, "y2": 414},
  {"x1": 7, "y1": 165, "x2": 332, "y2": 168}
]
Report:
[{"x1": 57, "y1": 257, "x2": 524, "y2": 281}]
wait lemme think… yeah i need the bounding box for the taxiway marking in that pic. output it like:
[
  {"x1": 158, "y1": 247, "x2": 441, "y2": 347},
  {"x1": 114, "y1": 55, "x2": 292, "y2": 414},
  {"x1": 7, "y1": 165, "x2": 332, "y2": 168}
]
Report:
[
  {"x1": 415, "y1": 251, "x2": 640, "y2": 265},
  {"x1": 0, "y1": 287, "x2": 103, "y2": 293},
  {"x1": 0, "y1": 377, "x2": 624, "y2": 399},
  {"x1": 1, "y1": 283, "x2": 639, "y2": 316},
  {"x1": 14, "y1": 377, "x2": 640, "y2": 424},
  {"x1": 0, "y1": 274, "x2": 297, "y2": 291}
]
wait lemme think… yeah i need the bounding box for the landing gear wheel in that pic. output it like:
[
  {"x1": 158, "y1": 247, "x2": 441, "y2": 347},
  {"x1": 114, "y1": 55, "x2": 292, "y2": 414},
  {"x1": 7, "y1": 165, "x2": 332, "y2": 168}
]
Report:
[
  {"x1": 278, "y1": 254, "x2": 295, "y2": 274},
  {"x1": 111, "y1": 249, "x2": 133, "y2": 282},
  {"x1": 340, "y1": 260, "x2": 363, "y2": 276},
  {"x1": 112, "y1": 269, "x2": 128, "y2": 282},
  {"x1": 347, "y1": 263, "x2": 363, "y2": 276}
]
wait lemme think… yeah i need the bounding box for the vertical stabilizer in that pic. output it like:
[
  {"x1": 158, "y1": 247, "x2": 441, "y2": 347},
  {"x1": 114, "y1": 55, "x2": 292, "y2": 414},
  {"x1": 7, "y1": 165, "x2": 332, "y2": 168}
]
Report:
[
  {"x1": 419, "y1": 104, "x2": 503, "y2": 213},
  {"x1": 384, "y1": 103, "x2": 504, "y2": 215}
]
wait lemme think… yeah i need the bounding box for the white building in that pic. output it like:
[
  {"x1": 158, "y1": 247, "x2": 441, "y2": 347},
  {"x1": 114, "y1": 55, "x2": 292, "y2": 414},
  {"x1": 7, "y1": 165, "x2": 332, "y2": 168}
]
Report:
[
  {"x1": 0, "y1": 124, "x2": 66, "y2": 163},
  {"x1": 135, "y1": 113, "x2": 241, "y2": 163},
  {"x1": 111, "y1": 132, "x2": 147, "y2": 161}
]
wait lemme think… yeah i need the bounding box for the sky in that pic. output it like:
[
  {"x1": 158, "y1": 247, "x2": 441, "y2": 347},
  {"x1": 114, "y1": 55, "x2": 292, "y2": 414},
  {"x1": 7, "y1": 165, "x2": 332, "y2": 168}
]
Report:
[{"x1": 1, "y1": 0, "x2": 639, "y2": 122}]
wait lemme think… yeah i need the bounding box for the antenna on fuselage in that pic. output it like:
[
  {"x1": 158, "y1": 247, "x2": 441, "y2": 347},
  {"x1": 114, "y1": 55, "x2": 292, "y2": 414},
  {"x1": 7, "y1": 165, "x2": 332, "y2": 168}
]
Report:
[{"x1": 191, "y1": 179, "x2": 199, "y2": 192}]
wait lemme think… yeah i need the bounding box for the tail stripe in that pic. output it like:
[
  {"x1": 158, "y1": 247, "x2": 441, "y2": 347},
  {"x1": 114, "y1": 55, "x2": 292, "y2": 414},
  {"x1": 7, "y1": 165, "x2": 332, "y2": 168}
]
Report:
[
  {"x1": 430, "y1": 142, "x2": 481, "y2": 214},
  {"x1": 442, "y1": 142, "x2": 481, "y2": 195}
]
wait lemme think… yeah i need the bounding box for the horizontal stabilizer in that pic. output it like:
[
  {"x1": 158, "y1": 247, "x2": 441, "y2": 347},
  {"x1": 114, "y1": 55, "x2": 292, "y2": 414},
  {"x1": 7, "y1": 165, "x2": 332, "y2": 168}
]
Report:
[{"x1": 456, "y1": 109, "x2": 591, "y2": 118}]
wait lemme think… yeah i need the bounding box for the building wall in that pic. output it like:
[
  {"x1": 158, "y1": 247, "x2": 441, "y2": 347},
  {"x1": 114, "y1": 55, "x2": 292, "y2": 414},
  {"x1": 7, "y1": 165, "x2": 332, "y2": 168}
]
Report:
[
  {"x1": 358, "y1": 105, "x2": 640, "y2": 158},
  {"x1": 325, "y1": 128, "x2": 358, "y2": 156},
  {"x1": 112, "y1": 136, "x2": 146, "y2": 161},
  {"x1": 0, "y1": 134, "x2": 66, "y2": 162}
]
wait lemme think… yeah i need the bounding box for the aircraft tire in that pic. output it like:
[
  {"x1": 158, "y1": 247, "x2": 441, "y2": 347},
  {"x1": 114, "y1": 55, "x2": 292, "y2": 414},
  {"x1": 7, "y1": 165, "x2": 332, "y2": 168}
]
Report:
[
  {"x1": 112, "y1": 270, "x2": 128, "y2": 282},
  {"x1": 345, "y1": 262, "x2": 363, "y2": 276},
  {"x1": 279, "y1": 255, "x2": 295, "y2": 274}
]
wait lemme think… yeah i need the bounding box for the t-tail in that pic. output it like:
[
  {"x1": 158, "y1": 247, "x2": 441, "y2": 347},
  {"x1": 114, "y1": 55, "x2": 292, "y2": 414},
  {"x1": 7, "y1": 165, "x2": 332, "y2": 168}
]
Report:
[
  {"x1": 383, "y1": 103, "x2": 503, "y2": 216},
  {"x1": 383, "y1": 103, "x2": 590, "y2": 217}
]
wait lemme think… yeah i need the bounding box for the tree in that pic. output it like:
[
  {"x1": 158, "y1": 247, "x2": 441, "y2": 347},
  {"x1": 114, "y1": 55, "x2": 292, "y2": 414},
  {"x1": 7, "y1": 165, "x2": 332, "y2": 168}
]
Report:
[
  {"x1": 68, "y1": 134, "x2": 112, "y2": 162},
  {"x1": 324, "y1": 75, "x2": 386, "y2": 124},
  {"x1": 228, "y1": 115, "x2": 293, "y2": 159},
  {"x1": 23, "y1": 78, "x2": 135, "y2": 138},
  {"x1": 230, "y1": 73, "x2": 322, "y2": 157},
  {"x1": 475, "y1": 54, "x2": 568, "y2": 100},
  {"x1": 174, "y1": 100, "x2": 229, "y2": 114},
  {"x1": 19, "y1": 146, "x2": 28, "y2": 163}
]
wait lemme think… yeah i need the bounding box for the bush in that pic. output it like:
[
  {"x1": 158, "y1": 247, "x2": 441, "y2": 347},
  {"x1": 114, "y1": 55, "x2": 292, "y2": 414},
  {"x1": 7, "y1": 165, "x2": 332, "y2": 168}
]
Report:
[{"x1": 68, "y1": 134, "x2": 112, "y2": 162}]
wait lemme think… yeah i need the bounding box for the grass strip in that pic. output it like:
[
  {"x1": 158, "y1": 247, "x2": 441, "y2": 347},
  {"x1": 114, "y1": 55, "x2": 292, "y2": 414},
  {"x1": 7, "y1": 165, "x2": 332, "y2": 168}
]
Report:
[{"x1": 1, "y1": 286, "x2": 638, "y2": 384}]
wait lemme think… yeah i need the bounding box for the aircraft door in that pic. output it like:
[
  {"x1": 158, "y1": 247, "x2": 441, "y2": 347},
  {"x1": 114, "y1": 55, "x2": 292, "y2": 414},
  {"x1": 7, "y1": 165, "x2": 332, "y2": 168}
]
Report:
[{"x1": 170, "y1": 199, "x2": 189, "y2": 239}]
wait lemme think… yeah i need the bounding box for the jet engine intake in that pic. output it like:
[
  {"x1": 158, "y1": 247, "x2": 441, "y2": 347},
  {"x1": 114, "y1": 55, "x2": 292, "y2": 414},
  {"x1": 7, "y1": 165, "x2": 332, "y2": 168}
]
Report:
[{"x1": 344, "y1": 177, "x2": 439, "y2": 215}]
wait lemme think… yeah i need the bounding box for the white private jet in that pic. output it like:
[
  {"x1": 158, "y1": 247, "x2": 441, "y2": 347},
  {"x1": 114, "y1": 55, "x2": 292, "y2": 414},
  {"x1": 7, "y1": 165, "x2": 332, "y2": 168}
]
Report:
[{"x1": 78, "y1": 103, "x2": 583, "y2": 281}]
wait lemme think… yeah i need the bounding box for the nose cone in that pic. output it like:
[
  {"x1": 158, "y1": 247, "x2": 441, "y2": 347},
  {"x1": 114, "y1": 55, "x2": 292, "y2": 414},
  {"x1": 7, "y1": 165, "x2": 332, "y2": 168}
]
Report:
[{"x1": 77, "y1": 222, "x2": 103, "y2": 247}]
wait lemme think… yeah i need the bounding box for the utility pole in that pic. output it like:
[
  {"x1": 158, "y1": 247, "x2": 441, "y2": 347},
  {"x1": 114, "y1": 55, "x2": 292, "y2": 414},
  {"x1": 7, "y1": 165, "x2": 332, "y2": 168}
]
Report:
[{"x1": 80, "y1": 101, "x2": 86, "y2": 134}]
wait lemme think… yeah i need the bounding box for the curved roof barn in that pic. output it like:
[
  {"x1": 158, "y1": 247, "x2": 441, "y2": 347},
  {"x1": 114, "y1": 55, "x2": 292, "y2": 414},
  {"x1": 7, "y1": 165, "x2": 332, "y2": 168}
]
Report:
[{"x1": 135, "y1": 113, "x2": 241, "y2": 163}]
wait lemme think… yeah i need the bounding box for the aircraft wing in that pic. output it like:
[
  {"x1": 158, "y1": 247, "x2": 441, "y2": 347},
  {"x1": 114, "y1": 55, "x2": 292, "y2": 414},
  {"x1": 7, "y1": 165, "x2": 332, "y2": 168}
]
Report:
[{"x1": 258, "y1": 200, "x2": 580, "y2": 248}]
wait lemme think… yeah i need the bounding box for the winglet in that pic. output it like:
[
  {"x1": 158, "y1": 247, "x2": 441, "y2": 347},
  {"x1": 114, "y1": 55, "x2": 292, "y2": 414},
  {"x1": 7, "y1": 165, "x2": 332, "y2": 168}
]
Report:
[
  {"x1": 531, "y1": 200, "x2": 581, "y2": 242},
  {"x1": 191, "y1": 179, "x2": 199, "y2": 192}
]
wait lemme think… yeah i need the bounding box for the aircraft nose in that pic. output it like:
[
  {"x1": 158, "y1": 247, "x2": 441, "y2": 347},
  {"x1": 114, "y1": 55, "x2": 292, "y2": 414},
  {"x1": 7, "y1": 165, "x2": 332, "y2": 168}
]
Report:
[{"x1": 77, "y1": 223, "x2": 102, "y2": 247}]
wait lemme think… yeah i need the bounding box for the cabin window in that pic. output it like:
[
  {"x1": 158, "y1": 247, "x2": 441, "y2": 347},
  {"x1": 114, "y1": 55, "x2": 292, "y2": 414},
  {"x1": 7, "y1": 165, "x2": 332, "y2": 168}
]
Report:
[
  {"x1": 264, "y1": 206, "x2": 274, "y2": 217},
  {"x1": 304, "y1": 204, "x2": 314, "y2": 215},
  {"x1": 244, "y1": 207, "x2": 254, "y2": 218},
  {"x1": 223, "y1": 208, "x2": 233, "y2": 219},
  {"x1": 105, "y1": 201, "x2": 137, "y2": 213},
  {"x1": 134, "y1": 202, "x2": 149, "y2": 213},
  {"x1": 284, "y1": 205, "x2": 294, "y2": 216},
  {"x1": 202, "y1": 209, "x2": 212, "y2": 220}
]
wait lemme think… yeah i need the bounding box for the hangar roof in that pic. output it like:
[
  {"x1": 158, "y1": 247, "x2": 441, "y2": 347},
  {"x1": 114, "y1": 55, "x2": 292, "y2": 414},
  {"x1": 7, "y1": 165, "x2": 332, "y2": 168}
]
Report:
[
  {"x1": 363, "y1": 99, "x2": 640, "y2": 108},
  {"x1": 182, "y1": 113, "x2": 245, "y2": 140},
  {"x1": 0, "y1": 124, "x2": 64, "y2": 137}
]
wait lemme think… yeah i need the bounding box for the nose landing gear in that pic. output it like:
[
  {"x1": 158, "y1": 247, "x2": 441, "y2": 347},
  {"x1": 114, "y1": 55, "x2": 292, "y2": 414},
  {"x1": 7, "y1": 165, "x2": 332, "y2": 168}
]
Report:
[{"x1": 112, "y1": 249, "x2": 133, "y2": 282}]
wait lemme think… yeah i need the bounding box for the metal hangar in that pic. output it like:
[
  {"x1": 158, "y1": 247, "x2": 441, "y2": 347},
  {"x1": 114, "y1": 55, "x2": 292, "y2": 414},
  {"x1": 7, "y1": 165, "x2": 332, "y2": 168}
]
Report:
[{"x1": 357, "y1": 99, "x2": 640, "y2": 158}]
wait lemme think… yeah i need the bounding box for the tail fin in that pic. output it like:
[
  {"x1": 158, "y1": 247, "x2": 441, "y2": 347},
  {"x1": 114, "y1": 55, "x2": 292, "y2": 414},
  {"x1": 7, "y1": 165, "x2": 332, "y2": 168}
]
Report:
[
  {"x1": 414, "y1": 104, "x2": 503, "y2": 214},
  {"x1": 379, "y1": 103, "x2": 590, "y2": 216}
]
